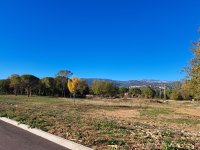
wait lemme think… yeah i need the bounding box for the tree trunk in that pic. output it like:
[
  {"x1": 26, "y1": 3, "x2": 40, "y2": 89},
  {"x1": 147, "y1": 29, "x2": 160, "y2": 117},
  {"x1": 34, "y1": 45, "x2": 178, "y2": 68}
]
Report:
[
  {"x1": 73, "y1": 92, "x2": 76, "y2": 105},
  {"x1": 30, "y1": 87, "x2": 32, "y2": 97},
  {"x1": 62, "y1": 88, "x2": 64, "y2": 97},
  {"x1": 27, "y1": 88, "x2": 30, "y2": 97},
  {"x1": 20, "y1": 88, "x2": 23, "y2": 95},
  {"x1": 38, "y1": 89, "x2": 41, "y2": 96},
  {"x1": 73, "y1": 94, "x2": 75, "y2": 105},
  {"x1": 14, "y1": 88, "x2": 17, "y2": 96}
]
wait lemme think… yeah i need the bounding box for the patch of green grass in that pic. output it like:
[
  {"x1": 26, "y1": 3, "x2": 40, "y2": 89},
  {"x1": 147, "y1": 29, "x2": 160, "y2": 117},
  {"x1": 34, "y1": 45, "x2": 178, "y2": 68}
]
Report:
[
  {"x1": 164, "y1": 118, "x2": 200, "y2": 125},
  {"x1": 29, "y1": 116, "x2": 48, "y2": 131},
  {"x1": 162, "y1": 130, "x2": 186, "y2": 150},
  {"x1": 96, "y1": 139, "x2": 125, "y2": 146},
  {"x1": 15, "y1": 115, "x2": 29, "y2": 124},
  {"x1": 93, "y1": 118, "x2": 119, "y2": 130},
  {"x1": 0, "y1": 108, "x2": 16, "y2": 118},
  {"x1": 92, "y1": 118, "x2": 131, "y2": 139},
  {"x1": 140, "y1": 108, "x2": 174, "y2": 116}
]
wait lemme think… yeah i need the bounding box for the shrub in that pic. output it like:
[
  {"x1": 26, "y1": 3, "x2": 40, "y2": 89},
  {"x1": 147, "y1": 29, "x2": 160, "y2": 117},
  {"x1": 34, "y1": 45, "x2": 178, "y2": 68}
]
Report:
[
  {"x1": 142, "y1": 87, "x2": 156, "y2": 99},
  {"x1": 170, "y1": 90, "x2": 183, "y2": 100},
  {"x1": 129, "y1": 88, "x2": 142, "y2": 97}
]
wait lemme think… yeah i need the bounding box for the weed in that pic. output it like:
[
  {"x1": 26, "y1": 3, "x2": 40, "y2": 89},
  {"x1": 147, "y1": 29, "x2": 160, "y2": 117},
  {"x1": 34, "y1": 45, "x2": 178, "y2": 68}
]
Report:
[
  {"x1": 164, "y1": 118, "x2": 200, "y2": 125},
  {"x1": 93, "y1": 118, "x2": 119, "y2": 130},
  {"x1": 96, "y1": 139, "x2": 125, "y2": 146},
  {"x1": 141, "y1": 108, "x2": 174, "y2": 116}
]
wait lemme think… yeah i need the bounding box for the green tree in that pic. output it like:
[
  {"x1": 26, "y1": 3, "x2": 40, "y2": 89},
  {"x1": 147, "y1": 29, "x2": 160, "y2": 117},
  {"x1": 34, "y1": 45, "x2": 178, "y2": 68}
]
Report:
[
  {"x1": 9, "y1": 74, "x2": 21, "y2": 96},
  {"x1": 142, "y1": 87, "x2": 156, "y2": 99},
  {"x1": 181, "y1": 80, "x2": 193, "y2": 100},
  {"x1": 56, "y1": 70, "x2": 72, "y2": 97},
  {"x1": 91, "y1": 80, "x2": 105, "y2": 97},
  {"x1": 21, "y1": 75, "x2": 39, "y2": 97},
  {"x1": 170, "y1": 90, "x2": 183, "y2": 100},
  {"x1": 55, "y1": 76, "x2": 69, "y2": 97},
  {"x1": 165, "y1": 89, "x2": 172, "y2": 99},
  {"x1": 40, "y1": 77, "x2": 55, "y2": 96},
  {"x1": 105, "y1": 82, "x2": 118, "y2": 97},
  {"x1": 184, "y1": 30, "x2": 200, "y2": 99},
  {"x1": 76, "y1": 80, "x2": 89, "y2": 98},
  {"x1": 129, "y1": 87, "x2": 142, "y2": 97},
  {"x1": 91, "y1": 81, "x2": 118, "y2": 97},
  {"x1": 0, "y1": 79, "x2": 10, "y2": 94},
  {"x1": 183, "y1": 30, "x2": 200, "y2": 100},
  {"x1": 118, "y1": 87, "x2": 128, "y2": 98}
]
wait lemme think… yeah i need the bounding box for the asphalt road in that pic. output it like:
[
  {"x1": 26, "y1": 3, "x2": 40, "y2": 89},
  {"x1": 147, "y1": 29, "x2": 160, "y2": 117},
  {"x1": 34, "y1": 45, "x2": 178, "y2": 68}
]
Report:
[{"x1": 0, "y1": 120, "x2": 69, "y2": 150}]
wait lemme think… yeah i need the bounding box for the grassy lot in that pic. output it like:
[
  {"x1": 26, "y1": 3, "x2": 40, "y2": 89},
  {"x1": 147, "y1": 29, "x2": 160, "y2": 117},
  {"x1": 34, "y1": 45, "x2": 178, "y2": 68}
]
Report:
[{"x1": 1, "y1": 95, "x2": 200, "y2": 149}]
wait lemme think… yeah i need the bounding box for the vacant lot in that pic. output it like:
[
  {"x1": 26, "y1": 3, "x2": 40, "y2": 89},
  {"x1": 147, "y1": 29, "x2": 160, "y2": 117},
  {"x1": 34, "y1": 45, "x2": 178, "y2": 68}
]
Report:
[{"x1": 1, "y1": 95, "x2": 200, "y2": 149}]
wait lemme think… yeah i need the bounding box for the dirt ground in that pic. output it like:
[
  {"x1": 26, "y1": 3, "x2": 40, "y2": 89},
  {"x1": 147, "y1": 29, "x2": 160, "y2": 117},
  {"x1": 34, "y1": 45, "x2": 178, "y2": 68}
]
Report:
[
  {"x1": 1, "y1": 96, "x2": 200, "y2": 149},
  {"x1": 90, "y1": 99, "x2": 200, "y2": 133}
]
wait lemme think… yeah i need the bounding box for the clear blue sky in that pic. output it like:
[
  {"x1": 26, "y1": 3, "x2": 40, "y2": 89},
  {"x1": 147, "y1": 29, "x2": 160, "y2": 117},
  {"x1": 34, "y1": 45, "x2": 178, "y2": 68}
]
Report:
[{"x1": 0, "y1": 0, "x2": 199, "y2": 81}]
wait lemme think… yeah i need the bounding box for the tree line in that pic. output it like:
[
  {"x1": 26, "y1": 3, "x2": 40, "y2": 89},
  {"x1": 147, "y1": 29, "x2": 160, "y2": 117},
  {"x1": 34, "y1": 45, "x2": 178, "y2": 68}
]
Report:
[
  {"x1": 0, "y1": 70, "x2": 89, "y2": 98},
  {"x1": 0, "y1": 70, "x2": 193, "y2": 100}
]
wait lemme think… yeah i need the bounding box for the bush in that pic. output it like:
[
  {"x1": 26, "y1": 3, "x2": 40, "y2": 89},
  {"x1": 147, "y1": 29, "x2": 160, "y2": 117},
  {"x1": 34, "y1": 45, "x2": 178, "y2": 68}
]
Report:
[
  {"x1": 142, "y1": 87, "x2": 156, "y2": 99},
  {"x1": 170, "y1": 90, "x2": 183, "y2": 100},
  {"x1": 92, "y1": 81, "x2": 118, "y2": 97},
  {"x1": 129, "y1": 88, "x2": 142, "y2": 97},
  {"x1": 118, "y1": 87, "x2": 128, "y2": 98}
]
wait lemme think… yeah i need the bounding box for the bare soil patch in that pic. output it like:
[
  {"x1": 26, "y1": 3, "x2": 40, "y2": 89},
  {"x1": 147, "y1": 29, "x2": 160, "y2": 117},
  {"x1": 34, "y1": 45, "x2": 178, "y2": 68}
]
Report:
[
  {"x1": 1, "y1": 96, "x2": 200, "y2": 149},
  {"x1": 175, "y1": 108, "x2": 200, "y2": 117},
  {"x1": 96, "y1": 109, "x2": 140, "y2": 119}
]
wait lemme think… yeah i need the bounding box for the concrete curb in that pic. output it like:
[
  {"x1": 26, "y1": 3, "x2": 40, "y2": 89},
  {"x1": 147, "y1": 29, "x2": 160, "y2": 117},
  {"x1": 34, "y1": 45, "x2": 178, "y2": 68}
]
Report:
[{"x1": 0, "y1": 117, "x2": 93, "y2": 150}]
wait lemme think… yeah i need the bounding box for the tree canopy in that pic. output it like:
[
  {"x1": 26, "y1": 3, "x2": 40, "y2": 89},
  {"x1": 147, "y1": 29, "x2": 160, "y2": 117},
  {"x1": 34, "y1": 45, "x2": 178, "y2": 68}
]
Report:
[
  {"x1": 142, "y1": 87, "x2": 156, "y2": 99},
  {"x1": 184, "y1": 30, "x2": 200, "y2": 99},
  {"x1": 21, "y1": 75, "x2": 39, "y2": 97}
]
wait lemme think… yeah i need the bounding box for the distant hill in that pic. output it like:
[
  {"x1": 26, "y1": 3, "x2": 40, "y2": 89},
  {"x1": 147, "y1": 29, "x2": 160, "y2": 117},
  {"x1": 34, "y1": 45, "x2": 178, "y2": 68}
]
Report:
[{"x1": 81, "y1": 78, "x2": 178, "y2": 88}]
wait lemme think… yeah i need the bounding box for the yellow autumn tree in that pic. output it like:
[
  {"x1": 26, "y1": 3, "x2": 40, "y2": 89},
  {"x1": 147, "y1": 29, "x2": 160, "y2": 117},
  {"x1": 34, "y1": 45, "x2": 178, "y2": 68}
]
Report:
[
  {"x1": 68, "y1": 76, "x2": 80, "y2": 104},
  {"x1": 181, "y1": 80, "x2": 194, "y2": 100},
  {"x1": 184, "y1": 29, "x2": 200, "y2": 99}
]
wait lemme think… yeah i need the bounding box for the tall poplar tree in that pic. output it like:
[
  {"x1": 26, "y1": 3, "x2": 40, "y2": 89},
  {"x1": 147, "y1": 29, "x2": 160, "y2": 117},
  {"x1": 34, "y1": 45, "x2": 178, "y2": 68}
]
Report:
[{"x1": 184, "y1": 29, "x2": 200, "y2": 99}]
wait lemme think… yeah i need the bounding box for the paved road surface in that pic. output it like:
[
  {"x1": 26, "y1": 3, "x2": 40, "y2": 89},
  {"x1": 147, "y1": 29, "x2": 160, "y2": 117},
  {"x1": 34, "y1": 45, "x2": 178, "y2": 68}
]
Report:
[{"x1": 0, "y1": 120, "x2": 69, "y2": 150}]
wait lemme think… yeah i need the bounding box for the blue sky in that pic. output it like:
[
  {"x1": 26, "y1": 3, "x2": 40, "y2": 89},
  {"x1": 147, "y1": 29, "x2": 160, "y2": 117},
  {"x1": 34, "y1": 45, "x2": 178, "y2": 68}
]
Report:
[{"x1": 0, "y1": 0, "x2": 199, "y2": 81}]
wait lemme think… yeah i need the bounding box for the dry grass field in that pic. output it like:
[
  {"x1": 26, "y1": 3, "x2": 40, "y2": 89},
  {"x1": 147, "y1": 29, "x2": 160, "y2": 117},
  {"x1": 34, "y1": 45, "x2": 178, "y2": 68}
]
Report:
[{"x1": 1, "y1": 95, "x2": 200, "y2": 149}]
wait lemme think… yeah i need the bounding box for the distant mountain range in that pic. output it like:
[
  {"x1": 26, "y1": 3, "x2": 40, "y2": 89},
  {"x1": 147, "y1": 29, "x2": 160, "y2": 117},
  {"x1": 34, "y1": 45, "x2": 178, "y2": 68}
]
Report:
[{"x1": 82, "y1": 78, "x2": 178, "y2": 88}]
